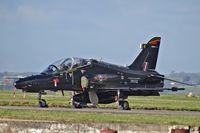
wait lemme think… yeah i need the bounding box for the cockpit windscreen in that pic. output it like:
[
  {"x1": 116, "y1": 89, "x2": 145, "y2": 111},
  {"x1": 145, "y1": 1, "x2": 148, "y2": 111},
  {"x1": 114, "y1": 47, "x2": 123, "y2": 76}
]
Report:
[{"x1": 41, "y1": 57, "x2": 90, "y2": 74}]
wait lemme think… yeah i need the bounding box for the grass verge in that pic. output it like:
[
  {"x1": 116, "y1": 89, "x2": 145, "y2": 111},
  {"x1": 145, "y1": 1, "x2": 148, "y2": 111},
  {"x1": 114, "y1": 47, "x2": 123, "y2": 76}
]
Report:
[
  {"x1": 0, "y1": 109, "x2": 200, "y2": 125},
  {"x1": 1, "y1": 90, "x2": 200, "y2": 111}
]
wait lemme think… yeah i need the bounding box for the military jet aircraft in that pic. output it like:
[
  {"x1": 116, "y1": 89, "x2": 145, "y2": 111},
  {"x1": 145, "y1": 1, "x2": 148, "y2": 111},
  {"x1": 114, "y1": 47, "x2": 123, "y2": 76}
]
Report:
[{"x1": 14, "y1": 37, "x2": 190, "y2": 110}]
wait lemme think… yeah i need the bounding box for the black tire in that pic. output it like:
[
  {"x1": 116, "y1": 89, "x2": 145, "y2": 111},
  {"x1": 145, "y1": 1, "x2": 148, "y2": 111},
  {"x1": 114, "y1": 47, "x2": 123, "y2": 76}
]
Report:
[
  {"x1": 119, "y1": 101, "x2": 130, "y2": 110},
  {"x1": 39, "y1": 99, "x2": 48, "y2": 108},
  {"x1": 122, "y1": 101, "x2": 130, "y2": 110},
  {"x1": 72, "y1": 102, "x2": 83, "y2": 109}
]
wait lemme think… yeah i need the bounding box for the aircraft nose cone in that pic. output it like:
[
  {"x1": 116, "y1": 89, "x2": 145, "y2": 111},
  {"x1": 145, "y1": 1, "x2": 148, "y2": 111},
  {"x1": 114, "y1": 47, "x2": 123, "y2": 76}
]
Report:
[
  {"x1": 14, "y1": 79, "x2": 22, "y2": 89},
  {"x1": 14, "y1": 78, "x2": 28, "y2": 89}
]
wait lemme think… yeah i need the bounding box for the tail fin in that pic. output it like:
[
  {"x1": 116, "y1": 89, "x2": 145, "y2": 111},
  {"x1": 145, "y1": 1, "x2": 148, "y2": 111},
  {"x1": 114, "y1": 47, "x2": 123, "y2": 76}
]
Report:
[{"x1": 129, "y1": 37, "x2": 161, "y2": 71}]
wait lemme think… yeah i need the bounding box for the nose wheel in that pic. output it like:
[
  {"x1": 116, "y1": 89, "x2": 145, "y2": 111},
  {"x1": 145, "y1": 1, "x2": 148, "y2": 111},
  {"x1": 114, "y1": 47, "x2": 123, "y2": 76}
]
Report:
[
  {"x1": 38, "y1": 91, "x2": 48, "y2": 108},
  {"x1": 39, "y1": 99, "x2": 47, "y2": 108}
]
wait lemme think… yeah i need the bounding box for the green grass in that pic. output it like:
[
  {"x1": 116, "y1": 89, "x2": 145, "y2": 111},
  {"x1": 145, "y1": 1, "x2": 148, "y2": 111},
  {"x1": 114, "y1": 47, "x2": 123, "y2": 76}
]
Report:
[
  {"x1": 1, "y1": 90, "x2": 200, "y2": 125},
  {"x1": 128, "y1": 94, "x2": 200, "y2": 111},
  {"x1": 0, "y1": 90, "x2": 71, "y2": 107},
  {"x1": 1, "y1": 90, "x2": 200, "y2": 111},
  {"x1": 0, "y1": 109, "x2": 200, "y2": 125}
]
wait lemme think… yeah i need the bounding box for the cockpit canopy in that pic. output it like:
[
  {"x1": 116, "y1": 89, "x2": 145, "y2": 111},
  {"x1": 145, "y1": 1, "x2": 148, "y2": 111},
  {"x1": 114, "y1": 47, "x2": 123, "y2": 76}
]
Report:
[{"x1": 42, "y1": 57, "x2": 90, "y2": 74}]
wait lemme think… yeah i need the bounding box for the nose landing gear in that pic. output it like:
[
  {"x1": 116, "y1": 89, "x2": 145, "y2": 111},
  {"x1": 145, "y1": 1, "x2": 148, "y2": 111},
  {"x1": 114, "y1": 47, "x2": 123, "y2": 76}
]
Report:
[{"x1": 38, "y1": 91, "x2": 48, "y2": 108}]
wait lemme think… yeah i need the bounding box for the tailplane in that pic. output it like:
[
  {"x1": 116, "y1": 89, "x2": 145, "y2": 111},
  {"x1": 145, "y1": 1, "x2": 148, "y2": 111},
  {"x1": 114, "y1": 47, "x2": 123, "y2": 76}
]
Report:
[{"x1": 129, "y1": 37, "x2": 161, "y2": 71}]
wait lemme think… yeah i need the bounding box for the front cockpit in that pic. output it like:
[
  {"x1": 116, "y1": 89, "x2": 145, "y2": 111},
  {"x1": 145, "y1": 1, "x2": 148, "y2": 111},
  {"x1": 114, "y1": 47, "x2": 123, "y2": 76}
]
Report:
[{"x1": 41, "y1": 57, "x2": 90, "y2": 74}]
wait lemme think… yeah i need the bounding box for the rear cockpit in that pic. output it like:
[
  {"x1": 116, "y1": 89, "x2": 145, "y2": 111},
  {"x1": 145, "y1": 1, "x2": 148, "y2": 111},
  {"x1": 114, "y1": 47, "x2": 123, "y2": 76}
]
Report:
[{"x1": 41, "y1": 57, "x2": 90, "y2": 74}]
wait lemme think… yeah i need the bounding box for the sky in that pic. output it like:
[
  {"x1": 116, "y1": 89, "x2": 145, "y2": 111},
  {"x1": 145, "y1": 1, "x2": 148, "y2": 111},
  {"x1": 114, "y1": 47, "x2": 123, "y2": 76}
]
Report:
[{"x1": 0, "y1": 0, "x2": 200, "y2": 74}]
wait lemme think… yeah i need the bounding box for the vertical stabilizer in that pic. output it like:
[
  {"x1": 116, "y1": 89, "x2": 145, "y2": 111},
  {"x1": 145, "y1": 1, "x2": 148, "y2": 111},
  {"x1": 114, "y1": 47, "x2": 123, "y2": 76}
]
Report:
[{"x1": 129, "y1": 37, "x2": 161, "y2": 71}]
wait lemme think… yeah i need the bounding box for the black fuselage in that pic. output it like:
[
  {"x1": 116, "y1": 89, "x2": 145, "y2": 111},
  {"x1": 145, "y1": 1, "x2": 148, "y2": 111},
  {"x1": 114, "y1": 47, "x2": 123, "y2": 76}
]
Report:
[
  {"x1": 15, "y1": 60, "x2": 164, "y2": 104},
  {"x1": 15, "y1": 37, "x2": 165, "y2": 105}
]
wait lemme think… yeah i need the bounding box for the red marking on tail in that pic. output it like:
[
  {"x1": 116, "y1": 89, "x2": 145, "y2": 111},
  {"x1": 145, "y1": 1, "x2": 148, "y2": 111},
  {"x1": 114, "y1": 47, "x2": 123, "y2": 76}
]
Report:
[
  {"x1": 143, "y1": 62, "x2": 148, "y2": 71},
  {"x1": 149, "y1": 39, "x2": 160, "y2": 46}
]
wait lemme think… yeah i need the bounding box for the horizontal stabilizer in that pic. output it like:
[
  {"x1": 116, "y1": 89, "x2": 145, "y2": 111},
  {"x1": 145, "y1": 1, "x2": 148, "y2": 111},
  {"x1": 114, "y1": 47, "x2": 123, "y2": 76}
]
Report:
[{"x1": 150, "y1": 74, "x2": 196, "y2": 87}]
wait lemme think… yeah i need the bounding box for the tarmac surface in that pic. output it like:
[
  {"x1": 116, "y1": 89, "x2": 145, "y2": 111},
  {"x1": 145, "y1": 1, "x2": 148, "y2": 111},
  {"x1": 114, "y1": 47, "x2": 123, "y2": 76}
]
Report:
[{"x1": 1, "y1": 106, "x2": 200, "y2": 116}]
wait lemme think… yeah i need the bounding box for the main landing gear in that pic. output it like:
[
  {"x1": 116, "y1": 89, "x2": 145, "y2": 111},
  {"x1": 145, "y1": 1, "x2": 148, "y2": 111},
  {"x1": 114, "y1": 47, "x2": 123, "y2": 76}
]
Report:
[
  {"x1": 70, "y1": 90, "x2": 99, "y2": 109},
  {"x1": 70, "y1": 91, "x2": 87, "y2": 109},
  {"x1": 117, "y1": 90, "x2": 130, "y2": 110},
  {"x1": 38, "y1": 91, "x2": 48, "y2": 108},
  {"x1": 71, "y1": 101, "x2": 85, "y2": 109},
  {"x1": 118, "y1": 100, "x2": 130, "y2": 110}
]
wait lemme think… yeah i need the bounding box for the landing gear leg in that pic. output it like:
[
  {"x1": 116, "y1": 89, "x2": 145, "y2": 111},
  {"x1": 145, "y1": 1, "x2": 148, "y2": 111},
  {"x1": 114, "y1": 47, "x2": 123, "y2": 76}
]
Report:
[
  {"x1": 117, "y1": 90, "x2": 130, "y2": 110},
  {"x1": 38, "y1": 91, "x2": 48, "y2": 108}
]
